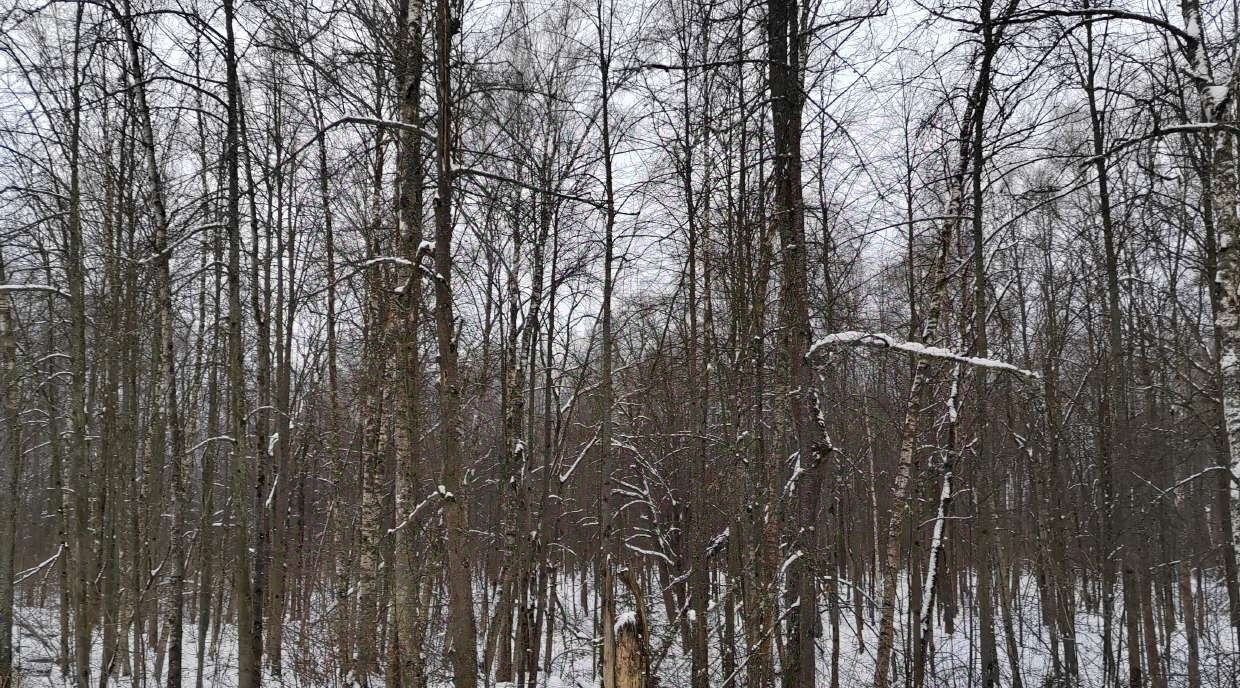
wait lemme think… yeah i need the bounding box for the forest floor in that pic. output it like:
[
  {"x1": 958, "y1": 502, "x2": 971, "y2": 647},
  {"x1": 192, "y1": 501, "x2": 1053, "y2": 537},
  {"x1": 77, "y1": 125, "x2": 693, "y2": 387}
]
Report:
[{"x1": 11, "y1": 573, "x2": 1240, "y2": 687}]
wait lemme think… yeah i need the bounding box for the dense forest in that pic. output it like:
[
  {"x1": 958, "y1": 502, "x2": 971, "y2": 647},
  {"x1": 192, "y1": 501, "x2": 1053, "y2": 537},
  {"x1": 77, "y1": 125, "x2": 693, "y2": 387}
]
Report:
[{"x1": 1, "y1": 0, "x2": 1239, "y2": 686}]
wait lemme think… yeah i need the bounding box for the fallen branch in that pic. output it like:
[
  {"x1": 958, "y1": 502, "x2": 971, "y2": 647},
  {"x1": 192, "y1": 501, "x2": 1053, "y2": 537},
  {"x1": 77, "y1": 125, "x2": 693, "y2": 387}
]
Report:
[{"x1": 808, "y1": 331, "x2": 1040, "y2": 381}]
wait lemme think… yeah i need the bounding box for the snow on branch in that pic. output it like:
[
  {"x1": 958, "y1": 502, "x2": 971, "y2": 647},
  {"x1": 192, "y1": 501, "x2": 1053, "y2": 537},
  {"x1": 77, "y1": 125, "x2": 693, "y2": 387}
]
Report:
[
  {"x1": 184, "y1": 435, "x2": 235, "y2": 455},
  {"x1": 808, "y1": 331, "x2": 1040, "y2": 381},
  {"x1": 387, "y1": 491, "x2": 443, "y2": 535},
  {"x1": 359, "y1": 256, "x2": 416, "y2": 269},
  {"x1": 624, "y1": 543, "x2": 675, "y2": 566},
  {"x1": 15, "y1": 544, "x2": 63, "y2": 585},
  {"x1": 995, "y1": 8, "x2": 1197, "y2": 47},
  {"x1": 1081, "y1": 122, "x2": 1240, "y2": 164},
  {"x1": 0, "y1": 283, "x2": 70, "y2": 299}
]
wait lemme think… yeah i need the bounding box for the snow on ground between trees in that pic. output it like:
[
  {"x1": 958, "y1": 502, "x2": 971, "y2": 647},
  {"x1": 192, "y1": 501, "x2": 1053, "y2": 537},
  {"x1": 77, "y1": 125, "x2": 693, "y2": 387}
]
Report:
[{"x1": 11, "y1": 573, "x2": 1239, "y2": 687}]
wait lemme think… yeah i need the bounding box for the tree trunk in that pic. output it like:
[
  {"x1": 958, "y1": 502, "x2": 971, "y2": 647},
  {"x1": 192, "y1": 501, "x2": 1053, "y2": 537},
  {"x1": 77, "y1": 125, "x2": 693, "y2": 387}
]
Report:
[
  {"x1": 873, "y1": 89, "x2": 977, "y2": 688},
  {"x1": 0, "y1": 257, "x2": 20, "y2": 688},
  {"x1": 767, "y1": 0, "x2": 833, "y2": 684},
  {"x1": 434, "y1": 0, "x2": 479, "y2": 681}
]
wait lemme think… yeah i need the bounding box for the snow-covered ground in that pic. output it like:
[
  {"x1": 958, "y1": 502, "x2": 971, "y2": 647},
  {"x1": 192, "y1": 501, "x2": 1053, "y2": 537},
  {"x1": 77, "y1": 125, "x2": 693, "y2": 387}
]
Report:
[{"x1": 11, "y1": 572, "x2": 1240, "y2": 687}]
